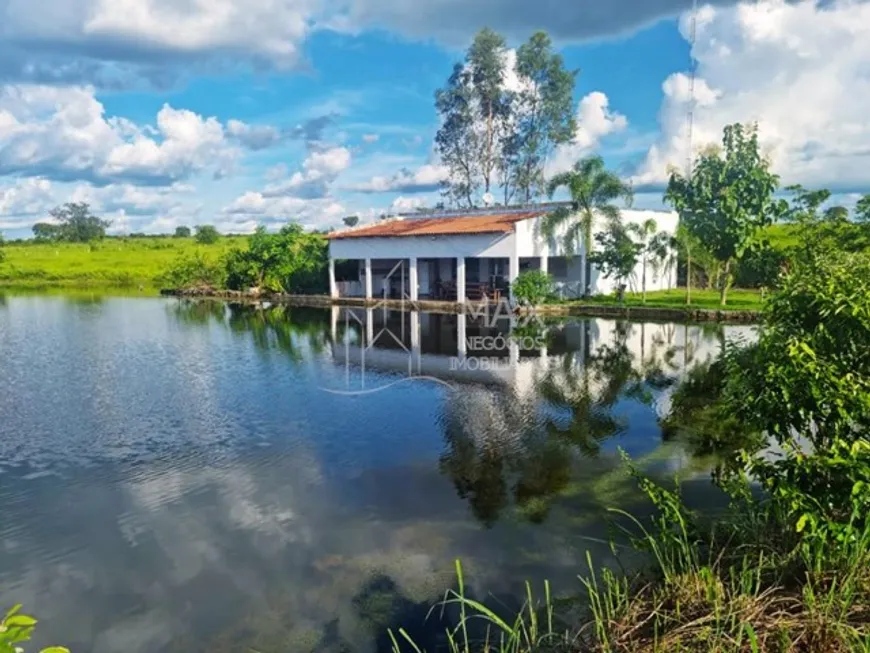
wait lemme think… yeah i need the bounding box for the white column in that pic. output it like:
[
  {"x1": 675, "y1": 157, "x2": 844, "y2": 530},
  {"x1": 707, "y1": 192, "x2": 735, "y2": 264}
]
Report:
[
  {"x1": 457, "y1": 311, "x2": 467, "y2": 358},
  {"x1": 509, "y1": 251, "x2": 520, "y2": 301},
  {"x1": 364, "y1": 258, "x2": 373, "y2": 300},
  {"x1": 580, "y1": 253, "x2": 588, "y2": 296},
  {"x1": 328, "y1": 258, "x2": 337, "y2": 298},
  {"x1": 365, "y1": 308, "x2": 374, "y2": 346},
  {"x1": 509, "y1": 339, "x2": 520, "y2": 368},
  {"x1": 411, "y1": 311, "x2": 421, "y2": 374},
  {"x1": 330, "y1": 305, "x2": 339, "y2": 342},
  {"x1": 411, "y1": 311, "x2": 420, "y2": 353},
  {"x1": 456, "y1": 257, "x2": 466, "y2": 304},
  {"x1": 409, "y1": 257, "x2": 418, "y2": 302},
  {"x1": 540, "y1": 255, "x2": 548, "y2": 275}
]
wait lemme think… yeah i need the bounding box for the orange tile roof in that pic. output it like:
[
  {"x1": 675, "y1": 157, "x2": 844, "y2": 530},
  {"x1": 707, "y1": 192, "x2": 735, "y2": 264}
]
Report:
[{"x1": 326, "y1": 210, "x2": 548, "y2": 239}]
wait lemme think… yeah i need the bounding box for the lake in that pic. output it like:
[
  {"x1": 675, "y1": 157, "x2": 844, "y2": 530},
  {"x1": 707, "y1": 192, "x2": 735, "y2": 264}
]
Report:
[{"x1": 0, "y1": 294, "x2": 753, "y2": 652}]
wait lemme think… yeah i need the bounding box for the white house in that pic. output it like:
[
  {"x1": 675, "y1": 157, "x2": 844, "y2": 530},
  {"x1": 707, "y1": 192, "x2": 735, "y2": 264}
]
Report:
[{"x1": 326, "y1": 205, "x2": 678, "y2": 301}]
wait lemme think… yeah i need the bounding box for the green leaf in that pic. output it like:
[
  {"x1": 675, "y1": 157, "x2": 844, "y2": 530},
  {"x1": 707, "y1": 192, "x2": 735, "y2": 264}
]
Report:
[
  {"x1": 796, "y1": 513, "x2": 809, "y2": 533},
  {"x1": 4, "y1": 616, "x2": 36, "y2": 628}
]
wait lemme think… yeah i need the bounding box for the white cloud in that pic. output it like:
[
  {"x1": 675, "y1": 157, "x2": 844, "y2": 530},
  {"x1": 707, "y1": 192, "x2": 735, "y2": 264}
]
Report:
[
  {"x1": 262, "y1": 146, "x2": 352, "y2": 199},
  {"x1": 634, "y1": 0, "x2": 870, "y2": 192},
  {"x1": 222, "y1": 192, "x2": 346, "y2": 230},
  {"x1": 0, "y1": 178, "x2": 54, "y2": 217},
  {"x1": 547, "y1": 92, "x2": 629, "y2": 175},
  {"x1": 226, "y1": 120, "x2": 283, "y2": 150},
  {"x1": 0, "y1": 0, "x2": 317, "y2": 85},
  {"x1": 389, "y1": 196, "x2": 427, "y2": 213},
  {"x1": 0, "y1": 177, "x2": 205, "y2": 234},
  {"x1": 330, "y1": 0, "x2": 733, "y2": 46},
  {"x1": 264, "y1": 163, "x2": 289, "y2": 182},
  {"x1": 0, "y1": 0, "x2": 742, "y2": 90},
  {"x1": 0, "y1": 178, "x2": 57, "y2": 229},
  {"x1": 0, "y1": 85, "x2": 248, "y2": 186},
  {"x1": 350, "y1": 163, "x2": 447, "y2": 194},
  {"x1": 362, "y1": 133, "x2": 380, "y2": 143}
]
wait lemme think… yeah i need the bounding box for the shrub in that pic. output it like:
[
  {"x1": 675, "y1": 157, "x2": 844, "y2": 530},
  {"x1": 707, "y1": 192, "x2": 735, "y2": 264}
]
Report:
[
  {"x1": 159, "y1": 251, "x2": 226, "y2": 289},
  {"x1": 174, "y1": 226, "x2": 192, "y2": 238},
  {"x1": 724, "y1": 250, "x2": 870, "y2": 547},
  {"x1": 511, "y1": 270, "x2": 553, "y2": 306},
  {"x1": 194, "y1": 225, "x2": 220, "y2": 244},
  {"x1": 224, "y1": 225, "x2": 327, "y2": 294}
]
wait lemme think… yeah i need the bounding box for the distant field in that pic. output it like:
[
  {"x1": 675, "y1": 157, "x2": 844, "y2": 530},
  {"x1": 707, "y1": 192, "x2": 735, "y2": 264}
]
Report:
[
  {"x1": 0, "y1": 237, "x2": 245, "y2": 288},
  {"x1": 764, "y1": 223, "x2": 801, "y2": 251}
]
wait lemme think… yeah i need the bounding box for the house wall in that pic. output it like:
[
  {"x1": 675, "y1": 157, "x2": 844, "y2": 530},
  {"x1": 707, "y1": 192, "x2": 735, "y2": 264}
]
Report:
[
  {"x1": 329, "y1": 231, "x2": 516, "y2": 261},
  {"x1": 329, "y1": 209, "x2": 678, "y2": 297}
]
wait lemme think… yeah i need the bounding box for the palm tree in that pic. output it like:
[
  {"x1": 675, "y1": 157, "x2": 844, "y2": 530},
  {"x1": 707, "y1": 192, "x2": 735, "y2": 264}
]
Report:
[
  {"x1": 542, "y1": 156, "x2": 633, "y2": 296},
  {"x1": 628, "y1": 217, "x2": 660, "y2": 304}
]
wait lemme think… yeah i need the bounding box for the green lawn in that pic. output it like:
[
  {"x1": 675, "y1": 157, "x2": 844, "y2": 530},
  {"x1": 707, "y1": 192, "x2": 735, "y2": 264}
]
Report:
[
  {"x1": 0, "y1": 237, "x2": 245, "y2": 288},
  {"x1": 564, "y1": 287, "x2": 765, "y2": 312}
]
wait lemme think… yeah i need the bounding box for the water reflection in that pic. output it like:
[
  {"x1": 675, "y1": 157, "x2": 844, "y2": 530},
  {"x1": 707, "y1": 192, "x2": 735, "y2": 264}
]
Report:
[{"x1": 0, "y1": 296, "x2": 751, "y2": 653}]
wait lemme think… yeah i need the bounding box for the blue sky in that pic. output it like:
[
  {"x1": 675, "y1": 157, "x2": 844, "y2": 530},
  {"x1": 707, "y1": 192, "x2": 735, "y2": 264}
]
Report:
[{"x1": 0, "y1": 0, "x2": 868, "y2": 238}]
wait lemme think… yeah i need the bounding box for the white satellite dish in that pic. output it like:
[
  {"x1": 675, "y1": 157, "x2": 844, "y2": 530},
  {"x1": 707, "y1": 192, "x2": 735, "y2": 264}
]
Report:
[{"x1": 482, "y1": 192, "x2": 495, "y2": 207}]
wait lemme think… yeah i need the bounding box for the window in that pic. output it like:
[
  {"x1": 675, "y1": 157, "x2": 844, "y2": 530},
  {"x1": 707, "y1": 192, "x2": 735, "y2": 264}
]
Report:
[
  {"x1": 465, "y1": 258, "x2": 480, "y2": 282},
  {"x1": 548, "y1": 257, "x2": 568, "y2": 279}
]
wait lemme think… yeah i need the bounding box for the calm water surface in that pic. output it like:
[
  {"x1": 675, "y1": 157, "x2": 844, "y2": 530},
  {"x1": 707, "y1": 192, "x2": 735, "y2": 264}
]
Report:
[{"x1": 0, "y1": 295, "x2": 752, "y2": 652}]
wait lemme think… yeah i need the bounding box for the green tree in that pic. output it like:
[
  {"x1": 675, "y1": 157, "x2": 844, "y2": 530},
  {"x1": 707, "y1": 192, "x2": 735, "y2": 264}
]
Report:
[
  {"x1": 342, "y1": 215, "x2": 359, "y2": 228},
  {"x1": 855, "y1": 194, "x2": 870, "y2": 223},
  {"x1": 42, "y1": 203, "x2": 111, "y2": 242},
  {"x1": 649, "y1": 231, "x2": 677, "y2": 292},
  {"x1": 0, "y1": 233, "x2": 5, "y2": 264},
  {"x1": 435, "y1": 62, "x2": 478, "y2": 208},
  {"x1": 724, "y1": 251, "x2": 870, "y2": 545},
  {"x1": 161, "y1": 251, "x2": 227, "y2": 289},
  {"x1": 542, "y1": 156, "x2": 633, "y2": 296},
  {"x1": 783, "y1": 184, "x2": 835, "y2": 263},
  {"x1": 174, "y1": 226, "x2": 192, "y2": 238},
  {"x1": 32, "y1": 223, "x2": 61, "y2": 241},
  {"x1": 435, "y1": 28, "x2": 513, "y2": 208},
  {"x1": 588, "y1": 222, "x2": 641, "y2": 295},
  {"x1": 664, "y1": 123, "x2": 783, "y2": 306},
  {"x1": 194, "y1": 224, "x2": 220, "y2": 244},
  {"x1": 823, "y1": 205, "x2": 849, "y2": 223},
  {"x1": 672, "y1": 222, "x2": 700, "y2": 304},
  {"x1": 629, "y1": 218, "x2": 668, "y2": 303},
  {"x1": 511, "y1": 32, "x2": 578, "y2": 203},
  {"x1": 468, "y1": 28, "x2": 510, "y2": 197},
  {"x1": 224, "y1": 224, "x2": 328, "y2": 293}
]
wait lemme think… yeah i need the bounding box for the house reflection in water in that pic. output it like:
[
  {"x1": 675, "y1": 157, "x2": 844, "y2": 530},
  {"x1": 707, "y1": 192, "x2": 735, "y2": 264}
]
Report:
[
  {"x1": 326, "y1": 305, "x2": 749, "y2": 403},
  {"x1": 325, "y1": 305, "x2": 754, "y2": 527}
]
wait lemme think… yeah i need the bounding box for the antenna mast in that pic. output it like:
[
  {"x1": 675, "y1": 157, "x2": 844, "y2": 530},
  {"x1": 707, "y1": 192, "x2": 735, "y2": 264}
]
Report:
[{"x1": 685, "y1": 0, "x2": 699, "y2": 177}]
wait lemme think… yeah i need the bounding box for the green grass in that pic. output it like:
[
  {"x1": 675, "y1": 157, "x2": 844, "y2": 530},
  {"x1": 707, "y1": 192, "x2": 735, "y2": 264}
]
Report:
[
  {"x1": 561, "y1": 288, "x2": 765, "y2": 312},
  {"x1": 391, "y1": 469, "x2": 870, "y2": 653},
  {"x1": 0, "y1": 237, "x2": 245, "y2": 288}
]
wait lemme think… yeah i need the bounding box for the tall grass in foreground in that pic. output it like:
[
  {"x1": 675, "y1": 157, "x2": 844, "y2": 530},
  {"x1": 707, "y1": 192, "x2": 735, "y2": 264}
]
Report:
[
  {"x1": 390, "y1": 251, "x2": 870, "y2": 652},
  {"x1": 390, "y1": 458, "x2": 870, "y2": 653}
]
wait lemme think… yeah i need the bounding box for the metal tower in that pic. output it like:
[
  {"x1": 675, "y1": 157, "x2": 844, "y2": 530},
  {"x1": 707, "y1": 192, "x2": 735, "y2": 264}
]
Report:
[{"x1": 686, "y1": 0, "x2": 699, "y2": 177}]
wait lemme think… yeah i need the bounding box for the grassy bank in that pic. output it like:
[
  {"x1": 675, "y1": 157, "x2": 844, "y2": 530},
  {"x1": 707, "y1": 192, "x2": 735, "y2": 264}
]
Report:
[
  {"x1": 558, "y1": 288, "x2": 765, "y2": 312},
  {"x1": 0, "y1": 237, "x2": 243, "y2": 287}
]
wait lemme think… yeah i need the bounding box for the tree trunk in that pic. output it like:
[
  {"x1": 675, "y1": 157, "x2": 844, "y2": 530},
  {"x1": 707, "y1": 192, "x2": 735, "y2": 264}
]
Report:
[
  {"x1": 642, "y1": 254, "x2": 648, "y2": 303},
  {"x1": 686, "y1": 252, "x2": 692, "y2": 305},
  {"x1": 484, "y1": 102, "x2": 493, "y2": 193},
  {"x1": 719, "y1": 259, "x2": 732, "y2": 306}
]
